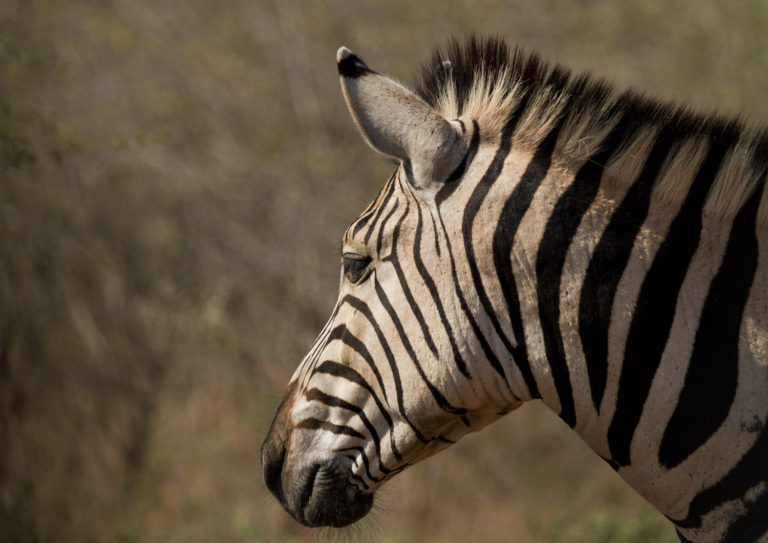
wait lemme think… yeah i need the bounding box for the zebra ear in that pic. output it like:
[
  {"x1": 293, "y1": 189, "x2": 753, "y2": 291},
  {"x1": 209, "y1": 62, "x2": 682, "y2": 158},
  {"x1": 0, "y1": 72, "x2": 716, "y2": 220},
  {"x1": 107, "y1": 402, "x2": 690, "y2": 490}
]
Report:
[{"x1": 337, "y1": 47, "x2": 467, "y2": 189}]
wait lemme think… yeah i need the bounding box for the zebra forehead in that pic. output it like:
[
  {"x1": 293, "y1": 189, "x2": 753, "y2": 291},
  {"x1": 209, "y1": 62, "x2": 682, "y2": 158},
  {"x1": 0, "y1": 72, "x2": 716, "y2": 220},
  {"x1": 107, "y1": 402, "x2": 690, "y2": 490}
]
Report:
[{"x1": 413, "y1": 36, "x2": 768, "y2": 221}]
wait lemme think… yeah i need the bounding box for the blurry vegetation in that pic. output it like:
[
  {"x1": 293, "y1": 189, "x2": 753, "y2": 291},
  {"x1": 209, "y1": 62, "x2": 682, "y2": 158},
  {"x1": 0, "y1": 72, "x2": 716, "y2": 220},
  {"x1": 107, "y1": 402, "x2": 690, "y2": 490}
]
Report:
[{"x1": 1, "y1": 0, "x2": 766, "y2": 542}]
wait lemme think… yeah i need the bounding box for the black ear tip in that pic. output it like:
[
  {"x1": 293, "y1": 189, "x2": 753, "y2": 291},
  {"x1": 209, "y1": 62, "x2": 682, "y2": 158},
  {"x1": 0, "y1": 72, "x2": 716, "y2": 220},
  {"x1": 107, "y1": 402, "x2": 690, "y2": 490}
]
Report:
[{"x1": 336, "y1": 46, "x2": 372, "y2": 78}]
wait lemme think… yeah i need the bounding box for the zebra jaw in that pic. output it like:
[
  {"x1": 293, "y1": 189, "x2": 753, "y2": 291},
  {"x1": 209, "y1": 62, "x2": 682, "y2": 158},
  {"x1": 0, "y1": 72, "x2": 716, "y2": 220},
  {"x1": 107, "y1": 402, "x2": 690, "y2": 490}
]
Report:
[{"x1": 337, "y1": 46, "x2": 469, "y2": 191}]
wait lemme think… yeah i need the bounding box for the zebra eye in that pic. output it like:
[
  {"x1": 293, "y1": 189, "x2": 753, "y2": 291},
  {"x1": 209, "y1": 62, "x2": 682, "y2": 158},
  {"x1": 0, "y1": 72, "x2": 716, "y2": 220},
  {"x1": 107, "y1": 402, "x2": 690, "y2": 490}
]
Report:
[{"x1": 342, "y1": 255, "x2": 372, "y2": 283}]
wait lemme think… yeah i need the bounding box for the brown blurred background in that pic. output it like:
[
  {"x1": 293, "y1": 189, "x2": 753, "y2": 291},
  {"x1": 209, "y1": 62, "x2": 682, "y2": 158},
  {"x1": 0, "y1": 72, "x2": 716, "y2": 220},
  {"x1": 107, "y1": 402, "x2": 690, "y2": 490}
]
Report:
[{"x1": 1, "y1": 1, "x2": 767, "y2": 542}]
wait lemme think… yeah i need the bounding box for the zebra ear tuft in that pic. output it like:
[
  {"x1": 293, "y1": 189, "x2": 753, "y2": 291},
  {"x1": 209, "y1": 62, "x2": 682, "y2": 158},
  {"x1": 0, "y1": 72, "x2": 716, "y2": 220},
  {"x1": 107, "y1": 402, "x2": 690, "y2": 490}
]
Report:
[{"x1": 337, "y1": 47, "x2": 467, "y2": 189}]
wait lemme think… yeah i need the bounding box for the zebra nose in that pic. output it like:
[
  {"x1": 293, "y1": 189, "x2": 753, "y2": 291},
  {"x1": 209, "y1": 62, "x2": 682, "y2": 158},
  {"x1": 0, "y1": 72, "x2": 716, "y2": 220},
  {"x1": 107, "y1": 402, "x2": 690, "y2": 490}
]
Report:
[
  {"x1": 262, "y1": 380, "x2": 299, "y2": 507},
  {"x1": 261, "y1": 429, "x2": 288, "y2": 506},
  {"x1": 262, "y1": 429, "x2": 374, "y2": 527}
]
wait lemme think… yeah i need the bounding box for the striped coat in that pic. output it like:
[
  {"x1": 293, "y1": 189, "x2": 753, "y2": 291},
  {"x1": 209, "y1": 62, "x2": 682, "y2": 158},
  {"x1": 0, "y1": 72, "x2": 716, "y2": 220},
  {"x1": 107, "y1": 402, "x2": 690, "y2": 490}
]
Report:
[{"x1": 262, "y1": 38, "x2": 768, "y2": 542}]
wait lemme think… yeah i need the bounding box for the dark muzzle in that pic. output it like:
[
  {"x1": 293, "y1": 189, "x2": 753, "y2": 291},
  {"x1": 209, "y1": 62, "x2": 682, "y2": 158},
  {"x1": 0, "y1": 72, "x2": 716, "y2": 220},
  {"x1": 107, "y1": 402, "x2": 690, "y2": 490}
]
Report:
[{"x1": 261, "y1": 388, "x2": 374, "y2": 527}]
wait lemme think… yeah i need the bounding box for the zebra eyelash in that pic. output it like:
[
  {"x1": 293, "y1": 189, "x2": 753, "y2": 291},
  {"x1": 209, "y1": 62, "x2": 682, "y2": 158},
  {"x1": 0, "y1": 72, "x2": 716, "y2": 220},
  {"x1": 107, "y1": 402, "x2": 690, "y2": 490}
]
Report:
[{"x1": 342, "y1": 255, "x2": 373, "y2": 283}]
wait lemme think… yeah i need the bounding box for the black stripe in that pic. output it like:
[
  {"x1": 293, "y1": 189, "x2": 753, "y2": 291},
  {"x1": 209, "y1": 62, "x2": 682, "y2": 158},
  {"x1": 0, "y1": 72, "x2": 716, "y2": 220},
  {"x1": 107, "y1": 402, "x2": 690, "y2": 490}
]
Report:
[
  {"x1": 374, "y1": 277, "x2": 467, "y2": 416},
  {"x1": 720, "y1": 486, "x2": 768, "y2": 542},
  {"x1": 432, "y1": 118, "x2": 521, "y2": 386},
  {"x1": 460, "y1": 86, "x2": 534, "y2": 373},
  {"x1": 338, "y1": 294, "x2": 428, "y2": 444},
  {"x1": 447, "y1": 76, "x2": 550, "y2": 392},
  {"x1": 674, "y1": 416, "x2": 768, "y2": 532},
  {"x1": 336, "y1": 446, "x2": 379, "y2": 486},
  {"x1": 659, "y1": 186, "x2": 762, "y2": 469},
  {"x1": 296, "y1": 418, "x2": 365, "y2": 439},
  {"x1": 491, "y1": 99, "x2": 572, "y2": 399},
  {"x1": 607, "y1": 122, "x2": 739, "y2": 467},
  {"x1": 337, "y1": 297, "x2": 397, "y2": 403},
  {"x1": 534, "y1": 114, "x2": 633, "y2": 427},
  {"x1": 303, "y1": 301, "x2": 342, "y2": 378},
  {"x1": 428, "y1": 208, "x2": 441, "y2": 257},
  {"x1": 579, "y1": 121, "x2": 676, "y2": 412},
  {"x1": 440, "y1": 120, "x2": 480, "y2": 191},
  {"x1": 347, "y1": 471, "x2": 370, "y2": 491},
  {"x1": 314, "y1": 360, "x2": 405, "y2": 461},
  {"x1": 383, "y1": 197, "x2": 441, "y2": 359},
  {"x1": 352, "y1": 177, "x2": 392, "y2": 237},
  {"x1": 328, "y1": 324, "x2": 387, "y2": 398},
  {"x1": 376, "y1": 196, "x2": 399, "y2": 256},
  {"x1": 352, "y1": 212, "x2": 373, "y2": 237},
  {"x1": 305, "y1": 387, "x2": 388, "y2": 478},
  {"x1": 365, "y1": 173, "x2": 397, "y2": 247},
  {"x1": 412, "y1": 202, "x2": 470, "y2": 377},
  {"x1": 435, "y1": 209, "x2": 515, "y2": 386},
  {"x1": 360, "y1": 172, "x2": 396, "y2": 218}
]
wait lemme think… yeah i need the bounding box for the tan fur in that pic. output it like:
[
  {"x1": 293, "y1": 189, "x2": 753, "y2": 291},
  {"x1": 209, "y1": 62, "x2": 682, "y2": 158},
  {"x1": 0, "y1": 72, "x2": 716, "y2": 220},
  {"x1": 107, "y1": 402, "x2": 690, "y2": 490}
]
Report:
[
  {"x1": 555, "y1": 97, "x2": 619, "y2": 166},
  {"x1": 603, "y1": 127, "x2": 658, "y2": 187},
  {"x1": 653, "y1": 137, "x2": 710, "y2": 215},
  {"x1": 705, "y1": 131, "x2": 768, "y2": 221}
]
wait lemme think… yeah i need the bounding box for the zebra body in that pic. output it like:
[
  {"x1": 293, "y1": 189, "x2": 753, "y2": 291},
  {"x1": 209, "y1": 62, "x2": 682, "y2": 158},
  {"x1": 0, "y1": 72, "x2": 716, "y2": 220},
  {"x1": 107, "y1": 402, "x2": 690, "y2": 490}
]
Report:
[{"x1": 262, "y1": 38, "x2": 768, "y2": 542}]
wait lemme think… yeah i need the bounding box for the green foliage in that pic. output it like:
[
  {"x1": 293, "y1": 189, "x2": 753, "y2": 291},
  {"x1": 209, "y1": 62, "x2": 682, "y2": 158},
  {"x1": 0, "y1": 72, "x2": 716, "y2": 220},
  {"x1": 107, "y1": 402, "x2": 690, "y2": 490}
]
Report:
[{"x1": 545, "y1": 509, "x2": 676, "y2": 543}]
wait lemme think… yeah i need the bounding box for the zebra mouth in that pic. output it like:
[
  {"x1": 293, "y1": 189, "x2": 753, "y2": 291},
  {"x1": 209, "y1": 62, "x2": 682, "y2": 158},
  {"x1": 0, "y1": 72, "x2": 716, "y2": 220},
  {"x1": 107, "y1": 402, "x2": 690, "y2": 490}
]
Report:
[{"x1": 295, "y1": 460, "x2": 374, "y2": 527}]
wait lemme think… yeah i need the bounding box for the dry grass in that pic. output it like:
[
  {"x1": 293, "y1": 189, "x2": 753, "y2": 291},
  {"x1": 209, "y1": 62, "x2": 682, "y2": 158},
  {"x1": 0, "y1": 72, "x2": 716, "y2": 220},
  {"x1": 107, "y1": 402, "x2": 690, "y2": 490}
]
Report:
[{"x1": 1, "y1": 1, "x2": 767, "y2": 541}]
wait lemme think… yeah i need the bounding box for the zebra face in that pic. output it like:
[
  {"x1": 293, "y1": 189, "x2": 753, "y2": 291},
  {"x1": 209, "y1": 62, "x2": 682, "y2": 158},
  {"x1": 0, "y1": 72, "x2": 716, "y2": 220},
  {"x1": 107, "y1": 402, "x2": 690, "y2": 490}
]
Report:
[{"x1": 262, "y1": 47, "x2": 528, "y2": 528}]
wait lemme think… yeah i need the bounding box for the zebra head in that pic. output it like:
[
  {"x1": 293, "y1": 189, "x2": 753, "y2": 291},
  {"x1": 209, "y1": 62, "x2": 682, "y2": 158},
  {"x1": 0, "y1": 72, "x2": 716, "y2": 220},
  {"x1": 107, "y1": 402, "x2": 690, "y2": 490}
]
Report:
[{"x1": 262, "y1": 46, "x2": 530, "y2": 527}]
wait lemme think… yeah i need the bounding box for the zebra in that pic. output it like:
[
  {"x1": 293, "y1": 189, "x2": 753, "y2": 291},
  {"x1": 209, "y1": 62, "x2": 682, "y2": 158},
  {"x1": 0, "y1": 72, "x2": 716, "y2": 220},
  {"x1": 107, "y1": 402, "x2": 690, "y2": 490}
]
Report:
[{"x1": 261, "y1": 37, "x2": 768, "y2": 542}]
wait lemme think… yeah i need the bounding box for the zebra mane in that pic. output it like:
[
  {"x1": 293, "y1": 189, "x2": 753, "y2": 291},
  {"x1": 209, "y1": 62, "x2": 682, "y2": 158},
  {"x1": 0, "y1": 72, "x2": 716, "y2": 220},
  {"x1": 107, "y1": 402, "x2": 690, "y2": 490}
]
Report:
[{"x1": 415, "y1": 36, "x2": 768, "y2": 221}]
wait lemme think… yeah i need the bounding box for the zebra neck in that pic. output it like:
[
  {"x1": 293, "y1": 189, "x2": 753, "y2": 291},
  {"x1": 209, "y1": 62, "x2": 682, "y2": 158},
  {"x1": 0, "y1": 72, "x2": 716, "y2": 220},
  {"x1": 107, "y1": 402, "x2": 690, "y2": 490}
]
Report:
[{"x1": 479, "y1": 116, "x2": 768, "y2": 539}]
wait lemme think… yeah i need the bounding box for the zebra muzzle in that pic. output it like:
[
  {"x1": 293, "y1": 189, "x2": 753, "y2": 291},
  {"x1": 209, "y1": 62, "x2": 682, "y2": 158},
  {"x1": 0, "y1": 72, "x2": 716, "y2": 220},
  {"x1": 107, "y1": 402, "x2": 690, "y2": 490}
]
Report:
[
  {"x1": 262, "y1": 392, "x2": 374, "y2": 527},
  {"x1": 295, "y1": 459, "x2": 374, "y2": 527},
  {"x1": 262, "y1": 435, "x2": 373, "y2": 527}
]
